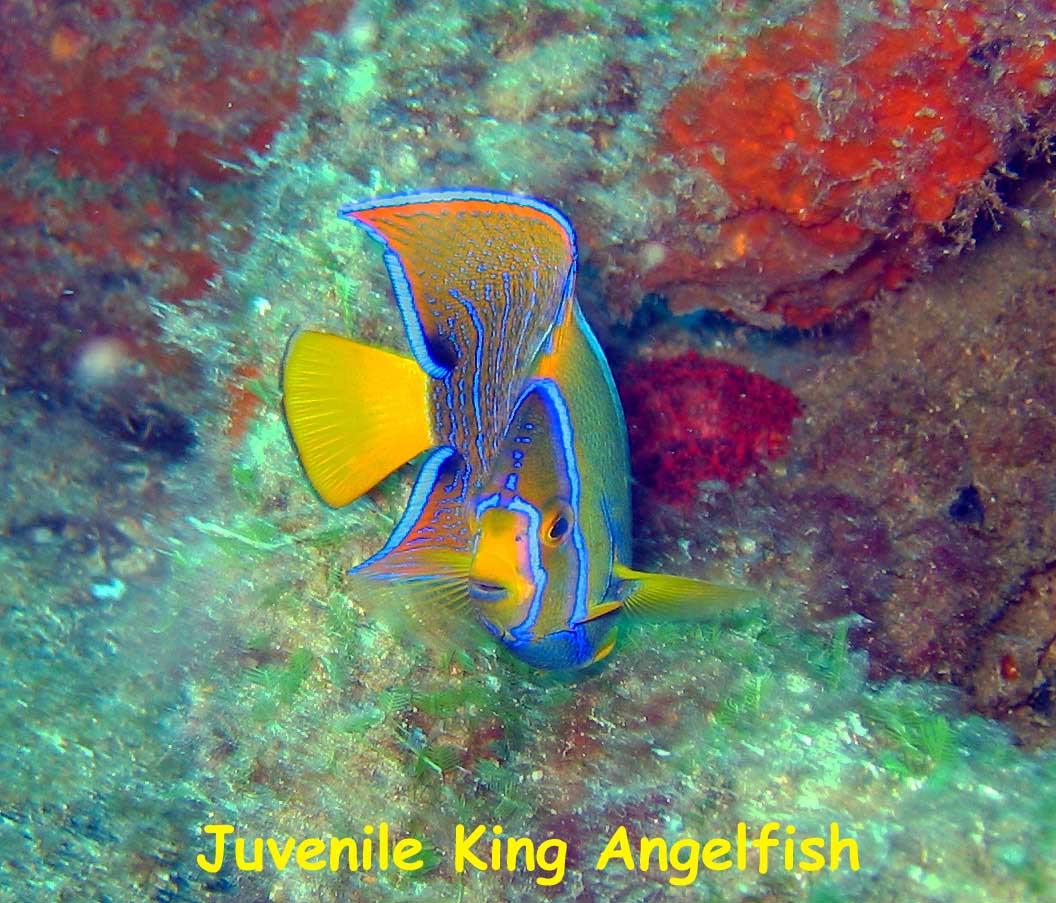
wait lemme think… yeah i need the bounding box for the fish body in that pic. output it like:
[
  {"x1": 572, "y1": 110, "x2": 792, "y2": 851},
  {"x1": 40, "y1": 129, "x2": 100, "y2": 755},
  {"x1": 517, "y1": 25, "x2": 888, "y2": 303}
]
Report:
[
  {"x1": 465, "y1": 295, "x2": 632, "y2": 668},
  {"x1": 283, "y1": 189, "x2": 752, "y2": 669}
]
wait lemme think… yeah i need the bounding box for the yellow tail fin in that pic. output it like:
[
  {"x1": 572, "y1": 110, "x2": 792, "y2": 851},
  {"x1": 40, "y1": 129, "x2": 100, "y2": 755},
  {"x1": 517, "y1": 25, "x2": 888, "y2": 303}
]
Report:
[{"x1": 282, "y1": 331, "x2": 434, "y2": 507}]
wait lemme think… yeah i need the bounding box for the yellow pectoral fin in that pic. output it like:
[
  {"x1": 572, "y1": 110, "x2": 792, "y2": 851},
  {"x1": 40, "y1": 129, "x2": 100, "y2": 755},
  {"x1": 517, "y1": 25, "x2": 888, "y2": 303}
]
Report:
[
  {"x1": 282, "y1": 330, "x2": 434, "y2": 507},
  {"x1": 612, "y1": 564, "x2": 759, "y2": 620}
]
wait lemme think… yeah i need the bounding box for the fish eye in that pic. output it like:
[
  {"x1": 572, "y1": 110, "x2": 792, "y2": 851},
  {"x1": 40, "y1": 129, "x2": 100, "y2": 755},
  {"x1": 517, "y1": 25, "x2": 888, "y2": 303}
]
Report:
[{"x1": 543, "y1": 503, "x2": 573, "y2": 546}]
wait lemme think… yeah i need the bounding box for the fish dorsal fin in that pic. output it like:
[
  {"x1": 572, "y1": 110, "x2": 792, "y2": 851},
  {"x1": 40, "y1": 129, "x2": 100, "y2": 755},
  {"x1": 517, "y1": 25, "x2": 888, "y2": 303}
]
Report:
[
  {"x1": 612, "y1": 564, "x2": 758, "y2": 620},
  {"x1": 282, "y1": 330, "x2": 434, "y2": 507},
  {"x1": 340, "y1": 190, "x2": 578, "y2": 480}
]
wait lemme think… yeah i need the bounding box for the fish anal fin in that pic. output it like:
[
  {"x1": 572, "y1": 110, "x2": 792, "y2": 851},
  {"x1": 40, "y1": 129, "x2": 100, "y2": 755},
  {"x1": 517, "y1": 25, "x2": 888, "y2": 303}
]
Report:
[
  {"x1": 612, "y1": 564, "x2": 758, "y2": 620},
  {"x1": 282, "y1": 330, "x2": 433, "y2": 507}
]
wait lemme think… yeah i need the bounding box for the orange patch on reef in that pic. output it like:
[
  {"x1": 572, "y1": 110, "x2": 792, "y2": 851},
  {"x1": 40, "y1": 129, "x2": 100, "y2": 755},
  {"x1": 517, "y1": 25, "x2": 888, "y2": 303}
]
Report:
[
  {"x1": 663, "y1": 0, "x2": 1000, "y2": 229},
  {"x1": 656, "y1": 0, "x2": 1052, "y2": 325},
  {"x1": 49, "y1": 25, "x2": 90, "y2": 63},
  {"x1": 0, "y1": 1, "x2": 357, "y2": 182},
  {"x1": 1005, "y1": 37, "x2": 1056, "y2": 99}
]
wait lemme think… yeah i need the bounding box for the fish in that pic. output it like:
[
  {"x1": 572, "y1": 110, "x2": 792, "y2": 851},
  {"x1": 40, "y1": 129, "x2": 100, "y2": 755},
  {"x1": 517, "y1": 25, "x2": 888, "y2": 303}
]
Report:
[{"x1": 282, "y1": 189, "x2": 754, "y2": 670}]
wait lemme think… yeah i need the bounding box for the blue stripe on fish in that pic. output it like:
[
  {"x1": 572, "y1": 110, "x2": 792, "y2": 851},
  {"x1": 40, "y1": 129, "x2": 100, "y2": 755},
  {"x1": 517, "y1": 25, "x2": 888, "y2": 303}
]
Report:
[
  {"x1": 474, "y1": 492, "x2": 501, "y2": 520},
  {"x1": 507, "y1": 495, "x2": 548, "y2": 640},
  {"x1": 350, "y1": 445, "x2": 456, "y2": 574},
  {"x1": 531, "y1": 378, "x2": 588, "y2": 625},
  {"x1": 378, "y1": 249, "x2": 451, "y2": 380},
  {"x1": 448, "y1": 288, "x2": 488, "y2": 469}
]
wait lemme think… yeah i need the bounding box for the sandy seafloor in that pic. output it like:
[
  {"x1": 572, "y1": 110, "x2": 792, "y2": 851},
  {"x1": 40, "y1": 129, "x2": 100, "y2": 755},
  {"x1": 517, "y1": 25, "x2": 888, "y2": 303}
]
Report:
[{"x1": 2, "y1": 2, "x2": 1056, "y2": 902}]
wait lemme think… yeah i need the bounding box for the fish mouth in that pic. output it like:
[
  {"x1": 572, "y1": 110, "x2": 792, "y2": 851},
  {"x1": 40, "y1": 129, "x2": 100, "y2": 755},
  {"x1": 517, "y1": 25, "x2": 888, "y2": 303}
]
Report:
[{"x1": 468, "y1": 580, "x2": 508, "y2": 602}]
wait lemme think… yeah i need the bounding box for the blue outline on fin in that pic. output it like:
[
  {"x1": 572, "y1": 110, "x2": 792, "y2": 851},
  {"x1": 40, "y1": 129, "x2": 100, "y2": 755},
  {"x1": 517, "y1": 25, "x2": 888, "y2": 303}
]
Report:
[
  {"x1": 382, "y1": 249, "x2": 448, "y2": 379},
  {"x1": 350, "y1": 445, "x2": 455, "y2": 575},
  {"x1": 573, "y1": 302, "x2": 625, "y2": 437},
  {"x1": 339, "y1": 188, "x2": 578, "y2": 381},
  {"x1": 339, "y1": 187, "x2": 578, "y2": 258}
]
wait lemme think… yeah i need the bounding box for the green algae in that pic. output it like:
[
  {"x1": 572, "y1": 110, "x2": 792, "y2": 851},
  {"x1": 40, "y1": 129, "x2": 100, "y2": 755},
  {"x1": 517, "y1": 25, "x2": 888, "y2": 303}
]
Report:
[
  {"x1": 9, "y1": 454, "x2": 1056, "y2": 902},
  {"x1": 248, "y1": 649, "x2": 314, "y2": 712},
  {"x1": 204, "y1": 553, "x2": 1048, "y2": 899}
]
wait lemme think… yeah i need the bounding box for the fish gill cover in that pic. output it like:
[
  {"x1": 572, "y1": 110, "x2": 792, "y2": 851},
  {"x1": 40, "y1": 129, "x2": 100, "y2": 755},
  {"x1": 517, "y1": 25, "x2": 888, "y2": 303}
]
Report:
[{"x1": 1, "y1": 1, "x2": 1055, "y2": 902}]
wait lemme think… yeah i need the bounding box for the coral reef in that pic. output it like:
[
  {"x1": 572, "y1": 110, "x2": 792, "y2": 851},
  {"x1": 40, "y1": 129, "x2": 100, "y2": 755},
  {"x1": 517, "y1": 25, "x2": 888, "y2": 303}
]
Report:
[
  {"x1": 3, "y1": 2, "x2": 1056, "y2": 903},
  {"x1": 0, "y1": 0, "x2": 353, "y2": 181},
  {"x1": 629, "y1": 174, "x2": 1056, "y2": 710},
  {"x1": 631, "y1": 0, "x2": 1056, "y2": 327},
  {"x1": 618, "y1": 352, "x2": 802, "y2": 500},
  {"x1": 971, "y1": 562, "x2": 1056, "y2": 741},
  {"x1": 0, "y1": 0, "x2": 356, "y2": 449}
]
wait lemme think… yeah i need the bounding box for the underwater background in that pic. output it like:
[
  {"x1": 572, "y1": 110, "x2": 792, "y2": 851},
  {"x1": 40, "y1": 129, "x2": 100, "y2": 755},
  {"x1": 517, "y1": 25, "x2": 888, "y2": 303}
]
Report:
[{"x1": 2, "y1": 1, "x2": 1055, "y2": 901}]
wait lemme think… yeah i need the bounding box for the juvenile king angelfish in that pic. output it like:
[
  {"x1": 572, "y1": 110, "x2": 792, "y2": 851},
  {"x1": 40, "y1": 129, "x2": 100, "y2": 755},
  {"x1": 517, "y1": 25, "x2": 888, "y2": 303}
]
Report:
[{"x1": 282, "y1": 189, "x2": 752, "y2": 670}]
